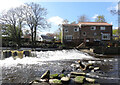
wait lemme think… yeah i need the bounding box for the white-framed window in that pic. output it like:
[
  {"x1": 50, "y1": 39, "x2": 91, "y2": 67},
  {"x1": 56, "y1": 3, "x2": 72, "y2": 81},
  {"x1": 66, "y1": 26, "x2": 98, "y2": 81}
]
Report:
[
  {"x1": 83, "y1": 32, "x2": 87, "y2": 36},
  {"x1": 64, "y1": 28, "x2": 68, "y2": 33},
  {"x1": 100, "y1": 27, "x2": 105, "y2": 30},
  {"x1": 65, "y1": 35, "x2": 72, "y2": 40},
  {"x1": 102, "y1": 33, "x2": 110, "y2": 40},
  {"x1": 91, "y1": 26, "x2": 96, "y2": 30},
  {"x1": 74, "y1": 27, "x2": 79, "y2": 32}
]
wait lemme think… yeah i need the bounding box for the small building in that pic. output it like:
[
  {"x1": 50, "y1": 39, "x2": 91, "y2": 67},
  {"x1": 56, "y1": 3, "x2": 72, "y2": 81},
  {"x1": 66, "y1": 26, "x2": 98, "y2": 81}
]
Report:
[
  {"x1": 62, "y1": 22, "x2": 112, "y2": 46},
  {"x1": 36, "y1": 35, "x2": 54, "y2": 42}
]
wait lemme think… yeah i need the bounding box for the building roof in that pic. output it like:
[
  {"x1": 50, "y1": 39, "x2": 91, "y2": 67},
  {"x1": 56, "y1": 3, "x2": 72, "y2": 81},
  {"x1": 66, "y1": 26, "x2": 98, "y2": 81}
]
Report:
[
  {"x1": 62, "y1": 22, "x2": 112, "y2": 26},
  {"x1": 78, "y1": 22, "x2": 112, "y2": 26},
  {"x1": 62, "y1": 24, "x2": 78, "y2": 26},
  {"x1": 41, "y1": 35, "x2": 54, "y2": 40}
]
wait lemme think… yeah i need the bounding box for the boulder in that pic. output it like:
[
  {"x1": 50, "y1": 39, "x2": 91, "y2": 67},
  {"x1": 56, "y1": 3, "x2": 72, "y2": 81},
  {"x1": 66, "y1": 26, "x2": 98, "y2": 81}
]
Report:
[
  {"x1": 70, "y1": 72, "x2": 86, "y2": 76},
  {"x1": 31, "y1": 81, "x2": 49, "y2": 85},
  {"x1": 61, "y1": 77, "x2": 70, "y2": 83},
  {"x1": 74, "y1": 76, "x2": 85, "y2": 84},
  {"x1": 40, "y1": 79, "x2": 49, "y2": 82},
  {"x1": 29, "y1": 80, "x2": 41, "y2": 84},
  {"x1": 59, "y1": 74, "x2": 65, "y2": 78},
  {"x1": 88, "y1": 66, "x2": 94, "y2": 70},
  {"x1": 94, "y1": 67, "x2": 100, "y2": 70},
  {"x1": 78, "y1": 60, "x2": 85, "y2": 70},
  {"x1": 50, "y1": 74, "x2": 59, "y2": 79},
  {"x1": 49, "y1": 79, "x2": 62, "y2": 85},
  {"x1": 41, "y1": 70, "x2": 50, "y2": 79},
  {"x1": 85, "y1": 78, "x2": 96, "y2": 83},
  {"x1": 91, "y1": 67, "x2": 100, "y2": 72}
]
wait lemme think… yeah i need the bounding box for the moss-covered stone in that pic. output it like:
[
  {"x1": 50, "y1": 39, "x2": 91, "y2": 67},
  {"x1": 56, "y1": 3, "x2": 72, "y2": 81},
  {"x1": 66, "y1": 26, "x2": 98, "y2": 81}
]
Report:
[
  {"x1": 50, "y1": 74, "x2": 59, "y2": 79},
  {"x1": 59, "y1": 74, "x2": 65, "y2": 78},
  {"x1": 49, "y1": 79, "x2": 62, "y2": 84},
  {"x1": 74, "y1": 76, "x2": 85, "y2": 84}
]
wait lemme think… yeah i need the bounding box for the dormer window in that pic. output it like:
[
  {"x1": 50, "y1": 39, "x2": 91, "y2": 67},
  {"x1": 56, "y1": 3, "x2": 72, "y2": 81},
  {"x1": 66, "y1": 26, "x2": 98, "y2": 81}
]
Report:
[{"x1": 91, "y1": 26, "x2": 96, "y2": 30}]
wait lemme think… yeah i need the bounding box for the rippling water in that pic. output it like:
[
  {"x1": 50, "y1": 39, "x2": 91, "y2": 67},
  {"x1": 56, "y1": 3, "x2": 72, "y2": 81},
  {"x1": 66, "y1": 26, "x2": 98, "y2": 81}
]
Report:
[{"x1": 0, "y1": 49, "x2": 119, "y2": 84}]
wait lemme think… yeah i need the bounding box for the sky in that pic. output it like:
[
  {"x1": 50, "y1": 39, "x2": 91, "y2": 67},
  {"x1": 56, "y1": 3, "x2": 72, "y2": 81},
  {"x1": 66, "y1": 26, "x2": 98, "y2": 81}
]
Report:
[{"x1": 0, "y1": 0, "x2": 119, "y2": 34}]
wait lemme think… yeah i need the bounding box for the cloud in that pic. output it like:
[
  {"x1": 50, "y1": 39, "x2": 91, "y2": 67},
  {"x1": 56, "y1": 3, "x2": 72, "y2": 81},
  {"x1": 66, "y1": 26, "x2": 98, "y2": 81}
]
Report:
[
  {"x1": 0, "y1": 0, "x2": 24, "y2": 12},
  {"x1": 92, "y1": 14, "x2": 99, "y2": 19},
  {"x1": 113, "y1": 27, "x2": 118, "y2": 29},
  {"x1": 47, "y1": 16, "x2": 64, "y2": 25}
]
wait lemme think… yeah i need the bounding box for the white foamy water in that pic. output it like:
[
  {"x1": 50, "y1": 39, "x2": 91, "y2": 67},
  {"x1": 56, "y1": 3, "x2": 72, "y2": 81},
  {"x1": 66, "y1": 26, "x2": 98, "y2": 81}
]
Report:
[{"x1": 0, "y1": 50, "x2": 93, "y2": 67}]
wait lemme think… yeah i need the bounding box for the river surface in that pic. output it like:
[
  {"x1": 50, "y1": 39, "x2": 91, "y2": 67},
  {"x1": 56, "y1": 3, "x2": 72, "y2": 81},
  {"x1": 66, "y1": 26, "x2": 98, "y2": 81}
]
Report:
[{"x1": 0, "y1": 49, "x2": 120, "y2": 85}]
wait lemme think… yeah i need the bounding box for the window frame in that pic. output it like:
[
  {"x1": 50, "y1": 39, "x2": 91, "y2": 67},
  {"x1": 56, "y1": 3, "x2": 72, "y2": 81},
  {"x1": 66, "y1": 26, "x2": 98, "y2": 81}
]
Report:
[
  {"x1": 102, "y1": 33, "x2": 110, "y2": 40},
  {"x1": 100, "y1": 26, "x2": 106, "y2": 30},
  {"x1": 65, "y1": 35, "x2": 73, "y2": 40},
  {"x1": 90, "y1": 26, "x2": 96, "y2": 30},
  {"x1": 83, "y1": 32, "x2": 87, "y2": 36},
  {"x1": 74, "y1": 27, "x2": 79, "y2": 32},
  {"x1": 64, "y1": 28, "x2": 68, "y2": 33}
]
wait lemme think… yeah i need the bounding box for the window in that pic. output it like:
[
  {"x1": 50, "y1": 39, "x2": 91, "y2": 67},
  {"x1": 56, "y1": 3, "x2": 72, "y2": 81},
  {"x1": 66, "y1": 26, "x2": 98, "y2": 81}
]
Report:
[
  {"x1": 94, "y1": 33, "x2": 97, "y2": 36},
  {"x1": 100, "y1": 27, "x2": 105, "y2": 30},
  {"x1": 91, "y1": 26, "x2": 96, "y2": 30},
  {"x1": 102, "y1": 33, "x2": 110, "y2": 40},
  {"x1": 74, "y1": 27, "x2": 79, "y2": 32},
  {"x1": 64, "y1": 28, "x2": 68, "y2": 33},
  {"x1": 83, "y1": 32, "x2": 86, "y2": 36},
  {"x1": 65, "y1": 35, "x2": 72, "y2": 40}
]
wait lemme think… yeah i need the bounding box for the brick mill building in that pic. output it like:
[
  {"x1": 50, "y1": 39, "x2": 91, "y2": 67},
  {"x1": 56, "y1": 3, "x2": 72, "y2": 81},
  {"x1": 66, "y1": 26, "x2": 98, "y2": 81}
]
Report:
[{"x1": 62, "y1": 22, "x2": 112, "y2": 46}]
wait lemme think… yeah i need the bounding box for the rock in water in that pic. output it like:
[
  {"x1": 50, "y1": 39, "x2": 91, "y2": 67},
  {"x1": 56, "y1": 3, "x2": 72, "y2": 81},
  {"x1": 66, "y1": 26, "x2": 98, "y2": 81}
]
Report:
[
  {"x1": 59, "y1": 74, "x2": 65, "y2": 78},
  {"x1": 61, "y1": 77, "x2": 70, "y2": 83},
  {"x1": 74, "y1": 76, "x2": 85, "y2": 84},
  {"x1": 70, "y1": 72, "x2": 86, "y2": 76},
  {"x1": 94, "y1": 67, "x2": 100, "y2": 70},
  {"x1": 85, "y1": 78, "x2": 96, "y2": 83},
  {"x1": 92, "y1": 67, "x2": 100, "y2": 72},
  {"x1": 49, "y1": 79, "x2": 62, "y2": 84},
  {"x1": 31, "y1": 81, "x2": 49, "y2": 85},
  {"x1": 50, "y1": 74, "x2": 59, "y2": 79},
  {"x1": 41, "y1": 70, "x2": 50, "y2": 79},
  {"x1": 78, "y1": 60, "x2": 85, "y2": 70}
]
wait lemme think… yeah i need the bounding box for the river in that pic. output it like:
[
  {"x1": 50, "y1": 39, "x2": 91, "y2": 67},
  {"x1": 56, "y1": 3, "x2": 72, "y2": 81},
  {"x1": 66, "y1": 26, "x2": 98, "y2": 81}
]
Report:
[{"x1": 0, "y1": 49, "x2": 120, "y2": 85}]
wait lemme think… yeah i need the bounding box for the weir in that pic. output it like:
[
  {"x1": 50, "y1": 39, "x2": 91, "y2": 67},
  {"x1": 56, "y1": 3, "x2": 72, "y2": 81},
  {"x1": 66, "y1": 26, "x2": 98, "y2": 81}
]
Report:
[{"x1": 0, "y1": 49, "x2": 119, "y2": 84}]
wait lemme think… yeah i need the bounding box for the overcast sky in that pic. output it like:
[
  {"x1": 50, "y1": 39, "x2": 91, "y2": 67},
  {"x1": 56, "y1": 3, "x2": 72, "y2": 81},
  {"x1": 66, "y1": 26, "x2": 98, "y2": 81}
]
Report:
[{"x1": 0, "y1": 0, "x2": 119, "y2": 34}]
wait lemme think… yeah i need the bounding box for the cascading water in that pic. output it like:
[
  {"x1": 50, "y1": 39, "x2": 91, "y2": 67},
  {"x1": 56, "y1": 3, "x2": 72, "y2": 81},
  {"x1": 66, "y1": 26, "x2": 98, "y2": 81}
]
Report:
[
  {"x1": 0, "y1": 49, "x2": 119, "y2": 84},
  {"x1": 0, "y1": 49, "x2": 92, "y2": 66}
]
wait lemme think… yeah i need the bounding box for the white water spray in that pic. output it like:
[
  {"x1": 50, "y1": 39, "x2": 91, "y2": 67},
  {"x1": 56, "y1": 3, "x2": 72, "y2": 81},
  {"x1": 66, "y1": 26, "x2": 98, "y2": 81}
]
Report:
[{"x1": 0, "y1": 50, "x2": 93, "y2": 67}]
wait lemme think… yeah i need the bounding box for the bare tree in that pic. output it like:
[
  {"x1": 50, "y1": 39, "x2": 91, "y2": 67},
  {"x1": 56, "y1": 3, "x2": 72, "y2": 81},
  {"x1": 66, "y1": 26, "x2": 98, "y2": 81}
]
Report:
[
  {"x1": 25, "y1": 2, "x2": 49, "y2": 48},
  {"x1": 0, "y1": 6, "x2": 25, "y2": 48},
  {"x1": 77, "y1": 15, "x2": 89, "y2": 22}
]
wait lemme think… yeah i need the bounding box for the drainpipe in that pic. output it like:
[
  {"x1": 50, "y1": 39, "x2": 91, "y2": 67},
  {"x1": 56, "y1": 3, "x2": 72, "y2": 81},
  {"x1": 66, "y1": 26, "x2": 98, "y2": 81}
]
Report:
[{"x1": 79, "y1": 24, "x2": 81, "y2": 43}]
